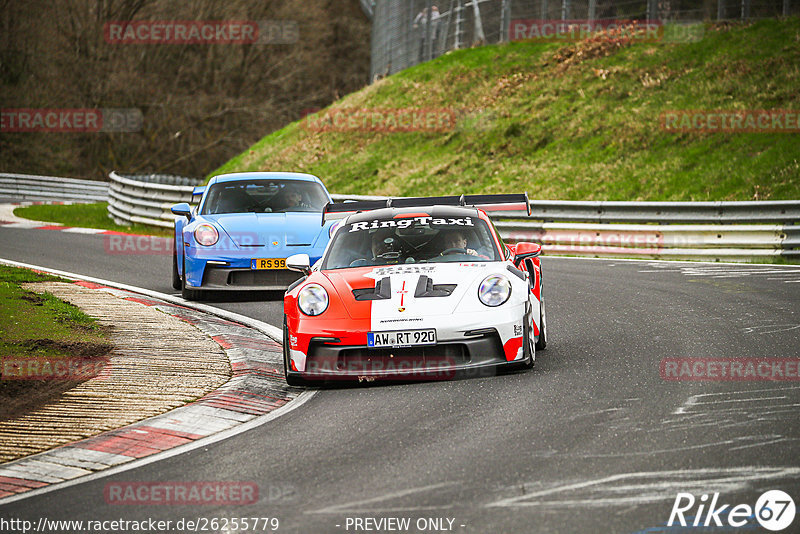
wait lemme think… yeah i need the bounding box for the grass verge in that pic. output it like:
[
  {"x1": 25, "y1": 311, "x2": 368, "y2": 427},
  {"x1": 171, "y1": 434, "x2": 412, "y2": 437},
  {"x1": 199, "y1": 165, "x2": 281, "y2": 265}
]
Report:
[
  {"x1": 13, "y1": 203, "x2": 172, "y2": 237},
  {"x1": 211, "y1": 19, "x2": 800, "y2": 201},
  {"x1": 0, "y1": 265, "x2": 112, "y2": 421}
]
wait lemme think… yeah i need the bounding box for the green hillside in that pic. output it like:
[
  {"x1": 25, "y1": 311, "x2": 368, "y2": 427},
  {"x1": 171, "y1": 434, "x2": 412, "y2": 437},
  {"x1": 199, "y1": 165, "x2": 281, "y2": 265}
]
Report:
[{"x1": 211, "y1": 19, "x2": 800, "y2": 201}]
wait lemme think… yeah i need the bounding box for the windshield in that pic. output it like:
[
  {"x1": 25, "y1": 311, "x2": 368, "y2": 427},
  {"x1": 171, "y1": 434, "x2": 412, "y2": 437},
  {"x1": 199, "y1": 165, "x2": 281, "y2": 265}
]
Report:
[
  {"x1": 201, "y1": 179, "x2": 329, "y2": 215},
  {"x1": 322, "y1": 215, "x2": 501, "y2": 270}
]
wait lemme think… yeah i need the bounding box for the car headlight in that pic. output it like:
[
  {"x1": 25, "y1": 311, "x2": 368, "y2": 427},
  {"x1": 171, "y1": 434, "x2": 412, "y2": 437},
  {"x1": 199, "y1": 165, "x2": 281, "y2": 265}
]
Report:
[
  {"x1": 478, "y1": 274, "x2": 511, "y2": 307},
  {"x1": 194, "y1": 224, "x2": 219, "y2": 246},
  {"x1": 298, "y1": 283, "x2": 329, "y2": 316}
]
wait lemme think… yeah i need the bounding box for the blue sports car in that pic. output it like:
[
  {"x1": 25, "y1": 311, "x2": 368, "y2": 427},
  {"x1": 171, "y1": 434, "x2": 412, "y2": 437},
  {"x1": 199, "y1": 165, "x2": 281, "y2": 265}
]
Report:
[{"x1": 170, "y1": 172, "x2": 335, "y2": 300}]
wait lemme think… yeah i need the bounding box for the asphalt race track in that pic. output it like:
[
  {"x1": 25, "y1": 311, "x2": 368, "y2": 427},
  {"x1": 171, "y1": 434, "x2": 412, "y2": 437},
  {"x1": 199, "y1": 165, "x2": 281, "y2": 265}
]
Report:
[{"x1": 2, "y1": 224, "x2": 800, "y2": 533}]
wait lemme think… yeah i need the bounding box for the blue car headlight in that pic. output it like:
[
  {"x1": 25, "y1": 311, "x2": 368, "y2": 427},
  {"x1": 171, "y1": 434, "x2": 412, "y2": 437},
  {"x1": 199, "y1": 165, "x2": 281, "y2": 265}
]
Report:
[
  {"x1": 194, "y1": 224, "x2": 219, "y2": 246},
  {"x1": 478, "y1": 274, "x2": 511, "y2": 307},
  {"x1": 298, "y1": 283, "x2": 329, "y2": 316}
]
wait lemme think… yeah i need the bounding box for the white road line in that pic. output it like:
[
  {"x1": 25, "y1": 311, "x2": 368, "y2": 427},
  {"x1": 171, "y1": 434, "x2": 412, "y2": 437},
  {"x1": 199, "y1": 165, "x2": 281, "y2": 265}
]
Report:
[
  {"x1": 691, "y1": 395, "x2": 788, "y2": 405},
  {"x1": 742, "y1": 324, "x2": 800, "y2": 334},
  {"x1": 687, "y1": 403, "x2": 800, "y2": 414},
  {"x1": 486, "y1": 467, "x2": 800, "y2": 508},
  {"x1": 729, "y1": 438, "x2": 794, "y2": 451},
  {"x1": 687, "y1": 385, "x2": 800, "y2": 398}
]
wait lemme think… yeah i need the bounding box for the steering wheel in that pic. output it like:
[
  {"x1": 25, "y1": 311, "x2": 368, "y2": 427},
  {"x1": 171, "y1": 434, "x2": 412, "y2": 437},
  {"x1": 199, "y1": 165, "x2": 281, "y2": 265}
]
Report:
[{"x1": 441, "y1": 247, "x2": 468, "y2": 256}]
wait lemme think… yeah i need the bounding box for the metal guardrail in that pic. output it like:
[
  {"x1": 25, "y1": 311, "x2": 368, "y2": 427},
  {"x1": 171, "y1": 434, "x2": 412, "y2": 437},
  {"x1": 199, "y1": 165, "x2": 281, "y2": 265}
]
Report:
[
  {"x1": 105, "y1": 175, "x2": 799, "y2": 259},
  {"x1": 0, "y1": 173, "x2": 107, "y2": 202},
  {"x1": 330, "y1": 194, "x2": 800, "y2": 260},
  {"x1": 3, "y1": 172, "x2": 797, "y2": 261},
  {"x1": 107, "y1": 171, "x2": 203, "y2": 228}
]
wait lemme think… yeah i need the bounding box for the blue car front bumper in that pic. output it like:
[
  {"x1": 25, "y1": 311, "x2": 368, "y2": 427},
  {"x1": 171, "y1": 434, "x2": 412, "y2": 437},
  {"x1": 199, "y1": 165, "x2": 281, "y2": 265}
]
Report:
[{"x1": 183, "y1": 247, "x2": 323, "y2": 291}]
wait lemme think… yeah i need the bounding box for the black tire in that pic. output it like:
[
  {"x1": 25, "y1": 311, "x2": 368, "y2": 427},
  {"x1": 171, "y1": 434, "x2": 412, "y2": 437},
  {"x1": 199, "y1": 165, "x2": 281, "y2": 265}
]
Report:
[
  {"x1": 171, "y1": 247, "x2": 182, "y2": 290},
  {"x1": 283, "y1": 315, "x2": 306, "y2": 387},
  {"x1": 535, "y1": 268, "x2": 547, "y2": 351},
  {"x1": 181, "y1": 255, "x2": 202, "y2": 300},
  {"x1": 522, "y1": 306, "x2": 536, "y2": 370}
]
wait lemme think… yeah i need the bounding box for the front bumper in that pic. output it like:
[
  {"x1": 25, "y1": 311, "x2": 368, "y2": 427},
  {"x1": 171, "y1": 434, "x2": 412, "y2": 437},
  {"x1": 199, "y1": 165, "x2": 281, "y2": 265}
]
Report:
[
  {"x1": 199, "y1": 265, "x2": 302, "y2": 291},
  {"x1": 287, "y1": 329, "x2": 526, "y2": 382},
  {"x1": 184, "y1": 251, "x2": 320, "y2": 291}
]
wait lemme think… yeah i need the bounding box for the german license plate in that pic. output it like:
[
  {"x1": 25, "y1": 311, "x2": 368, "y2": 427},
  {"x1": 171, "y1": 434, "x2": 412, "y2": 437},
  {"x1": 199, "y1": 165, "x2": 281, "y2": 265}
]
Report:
[
  {"x1": 367, "y1": 329, "x2": 436, "y2": 348},
  {"x1": 250, "y1": 258, "x2": 286, "y2": 270}
]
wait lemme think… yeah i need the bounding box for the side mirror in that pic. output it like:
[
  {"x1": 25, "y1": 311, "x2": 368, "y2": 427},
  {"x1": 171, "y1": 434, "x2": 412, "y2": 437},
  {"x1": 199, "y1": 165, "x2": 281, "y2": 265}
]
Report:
[
  {"x1": 287, "y1": 253, "x2": 311, "y2": 275},
  {"x1": 171, "y1": 202, "x2": 192, "y2": 220},
  {"x1": 513, "y1": 242, "x2": 542, "y2": 266}
]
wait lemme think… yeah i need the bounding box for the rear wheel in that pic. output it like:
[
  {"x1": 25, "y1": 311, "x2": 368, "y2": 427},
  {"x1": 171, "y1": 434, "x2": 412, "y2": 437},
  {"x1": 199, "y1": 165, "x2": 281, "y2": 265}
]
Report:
[{"x1": 535, "y1": 268, "x2": 547, "y2": 351}]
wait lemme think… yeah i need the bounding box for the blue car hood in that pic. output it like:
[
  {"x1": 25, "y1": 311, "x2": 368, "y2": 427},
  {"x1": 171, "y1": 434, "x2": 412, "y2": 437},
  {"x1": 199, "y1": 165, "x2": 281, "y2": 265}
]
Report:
[{"x1": 207, "y1": 213, "x2": 325, "y2": 247}]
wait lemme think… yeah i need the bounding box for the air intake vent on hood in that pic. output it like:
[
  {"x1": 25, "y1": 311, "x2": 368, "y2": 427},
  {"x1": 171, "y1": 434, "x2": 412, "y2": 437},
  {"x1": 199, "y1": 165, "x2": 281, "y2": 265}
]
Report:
[
  {"x1": 352, "y1": 277, "x2": 391, "y2": 301},
  {"x1": 414, "y1": 276, "x2": 456, "y2": 298}
]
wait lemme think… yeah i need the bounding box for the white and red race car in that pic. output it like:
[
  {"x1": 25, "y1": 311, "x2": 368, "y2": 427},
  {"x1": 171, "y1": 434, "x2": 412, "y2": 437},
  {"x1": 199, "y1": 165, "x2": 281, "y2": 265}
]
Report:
[{"x1": 282, "y1": 194, "x2": 546, "y2": 385}]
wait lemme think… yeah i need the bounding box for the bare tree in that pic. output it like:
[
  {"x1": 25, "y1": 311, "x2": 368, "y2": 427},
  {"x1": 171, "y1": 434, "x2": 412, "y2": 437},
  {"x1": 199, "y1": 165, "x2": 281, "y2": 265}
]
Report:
[{"x1": 0, "y1": 0, "x2": 370, "y2": 179}]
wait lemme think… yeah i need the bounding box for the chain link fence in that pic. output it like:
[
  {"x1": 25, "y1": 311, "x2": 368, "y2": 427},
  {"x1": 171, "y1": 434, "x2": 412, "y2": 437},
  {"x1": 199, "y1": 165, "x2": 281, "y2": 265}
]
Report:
[{"x1": 369, "y1": 0, "x2": 798, "y2": 80}]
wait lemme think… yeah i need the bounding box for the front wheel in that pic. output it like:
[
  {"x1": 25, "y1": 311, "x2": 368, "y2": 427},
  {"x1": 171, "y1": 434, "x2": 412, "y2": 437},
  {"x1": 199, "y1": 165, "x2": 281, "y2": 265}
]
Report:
[
  {"x1": 181, "y1": 255, "x2": 203, "y2": 300},
  {"x1": 171, "y1": 247, "x2": 182, "y2": 290},
  {"x1": 283, "y1": 315, "x2": 306, "y2": 387},
  {"x1": 522, "y1": 306, "x2": 536, "y2": 370},
  {"x1": 506, "y1": 306, "x2": 535, "y2": 373}
]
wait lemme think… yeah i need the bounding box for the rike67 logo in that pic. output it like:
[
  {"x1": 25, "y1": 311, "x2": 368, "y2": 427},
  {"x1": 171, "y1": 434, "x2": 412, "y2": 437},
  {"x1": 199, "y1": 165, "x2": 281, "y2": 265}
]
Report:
[{"x1": 669, "y1": 490, "x2": 796, "y2": 531}]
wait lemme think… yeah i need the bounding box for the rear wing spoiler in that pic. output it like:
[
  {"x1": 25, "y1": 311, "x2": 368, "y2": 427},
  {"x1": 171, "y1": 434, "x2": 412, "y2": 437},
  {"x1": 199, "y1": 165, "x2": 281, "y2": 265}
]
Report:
[
  {"x1": 322, "y1": 193, "x2": 530, "y2": 224},
  {"x1": 191, "y1": 186, "x2": 206, "y2": 202}
]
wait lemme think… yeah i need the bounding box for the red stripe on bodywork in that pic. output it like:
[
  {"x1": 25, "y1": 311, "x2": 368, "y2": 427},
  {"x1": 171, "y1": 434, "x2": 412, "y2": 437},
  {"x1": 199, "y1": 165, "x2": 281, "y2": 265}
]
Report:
[
  {"x1": 394, "y1": 212, "x2": 430, "y2": 218},
  {"x1": 285, "y1": 268, "x2": 375, "y2": 370},
  {"x1": 503, "y1": 336, "x2": 523, "y2": 361}
]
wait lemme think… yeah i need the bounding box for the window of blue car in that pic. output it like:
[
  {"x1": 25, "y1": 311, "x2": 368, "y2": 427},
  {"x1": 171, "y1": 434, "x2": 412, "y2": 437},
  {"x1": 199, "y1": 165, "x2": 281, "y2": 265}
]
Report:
[
  {"x1": 201, "y1": 180, "x2": 329, "y2": 215},
  {"x1": 322, "y1": 215, "x2": 501, "y2": 269}
]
